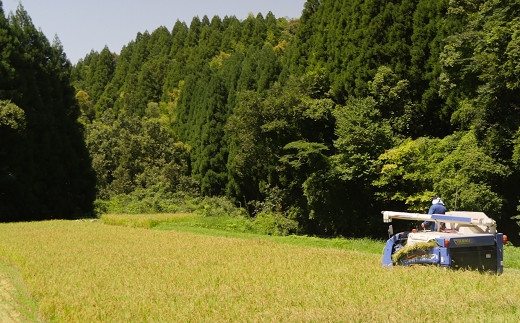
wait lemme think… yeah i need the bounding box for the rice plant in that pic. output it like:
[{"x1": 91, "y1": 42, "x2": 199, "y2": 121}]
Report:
[{"x1": 0, "y1": 219, "x2": 518, "y2": 322}]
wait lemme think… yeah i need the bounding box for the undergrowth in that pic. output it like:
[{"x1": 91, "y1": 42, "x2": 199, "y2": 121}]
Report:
[{"x1": 98, "y1": 193, "x2": 299, "y2": 236}]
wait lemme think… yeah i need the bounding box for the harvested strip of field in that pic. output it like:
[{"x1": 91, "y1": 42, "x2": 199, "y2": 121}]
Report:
[
  {"x1": 0, "y1": 220, "x2": 519, "y2": 322},
  {"x1": 0, "y1": 262, "x2": 38, "y2": 322},
  {"x1": 0, "y1": 274, "x2": 21, "y2": 323}
]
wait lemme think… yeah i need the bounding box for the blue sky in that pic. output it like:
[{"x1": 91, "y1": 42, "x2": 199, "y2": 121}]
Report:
[{"x1": 2, "y1": 0, "x2": 306, "y2": 63}]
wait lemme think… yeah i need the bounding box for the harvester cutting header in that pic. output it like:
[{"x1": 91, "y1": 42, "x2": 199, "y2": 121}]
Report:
[{"x1": 382, "y1": 210, "x2": 507, "y2": 274}]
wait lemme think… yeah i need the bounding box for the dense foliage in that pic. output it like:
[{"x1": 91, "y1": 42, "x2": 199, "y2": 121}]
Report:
[
  {"x1": 2, "y1": 1, "x2": 520, "y2": 241},
  {"x1": 0, "y1": 3, "x2": 95, "y2": 221}
]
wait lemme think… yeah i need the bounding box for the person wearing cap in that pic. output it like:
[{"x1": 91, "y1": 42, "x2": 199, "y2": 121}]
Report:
[{"x1": 421, "y1": 197, "x2": 446, "y2": 231}]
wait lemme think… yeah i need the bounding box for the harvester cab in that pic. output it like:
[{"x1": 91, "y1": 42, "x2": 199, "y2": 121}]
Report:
[{"x1": 381, "y1": 211, "x2": 507, "y2": 274}]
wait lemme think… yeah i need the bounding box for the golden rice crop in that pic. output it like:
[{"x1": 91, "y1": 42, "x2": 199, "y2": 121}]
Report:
[{"x1": 0, "y1": 220, "x2": 519, "y2": 322}]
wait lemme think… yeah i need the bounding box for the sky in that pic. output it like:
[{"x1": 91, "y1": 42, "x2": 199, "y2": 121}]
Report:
[{"x1": 2, "y1": 0, "x2": 306, "y2": 63}]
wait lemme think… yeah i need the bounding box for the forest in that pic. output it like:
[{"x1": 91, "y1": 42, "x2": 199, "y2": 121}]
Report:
[{"x1": 1, "y1": 0, "x2": 520, "y2": 243}]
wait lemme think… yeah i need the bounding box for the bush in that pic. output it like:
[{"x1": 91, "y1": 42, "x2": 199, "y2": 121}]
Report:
[
  {"x1": 94, "y1": 187, "x2": 302, "y2": 236},
  {"x1": 94, "y1": 193, "x2": 182, "y2": 215},
  {"x1": 251, "y1": 212, "x2": 299, "y2": 236},
  {"x1": 190, "y1": 196, "x2": 248, "y2": 218},
  {"x1": 94, "y1": 190, "x2": 248, "y2": 218}
]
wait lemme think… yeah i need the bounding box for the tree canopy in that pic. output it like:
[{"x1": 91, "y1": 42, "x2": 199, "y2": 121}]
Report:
[
  {"x1": 3, "y1": 1, "x2": 520, "y2": 241},
  {"x1": 68, "y1": 0, "x2": 520, "y2": 242}
]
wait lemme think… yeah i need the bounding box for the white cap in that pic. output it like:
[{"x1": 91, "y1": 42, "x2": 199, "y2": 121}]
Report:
[{"x1": 432, "y1": 197, "x2": 443, "y2": 205}]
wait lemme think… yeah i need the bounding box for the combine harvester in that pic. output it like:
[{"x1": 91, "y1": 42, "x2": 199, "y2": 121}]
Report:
[{"x1": 382, "y1": 211, "x2": 507, "y2": 274}]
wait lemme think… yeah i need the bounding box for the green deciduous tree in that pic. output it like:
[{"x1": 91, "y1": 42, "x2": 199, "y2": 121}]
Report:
[
  {"x1": 375, "y1": 131, "x2": 509, "y2": 219},
  {"x1": 86, "y1": 112, "x2": 193, "y2": 199},
  {"x1": 440, "y1": 0, "x2": 520, "y2": 154},
  {"x1": 438, "y1": 0, "x2": 520, "y2": 239},
  {"x1": 333, "y1": 97, "x2": 394, "y2": 184}
]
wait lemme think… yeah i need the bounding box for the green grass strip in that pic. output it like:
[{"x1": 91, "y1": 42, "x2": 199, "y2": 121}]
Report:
[
  {"x1": 0, "y1": 261, "x2": 39, "y2": 322},
  {"x1": 100, "y1": 213, "x2": 520, "y2": 269}
]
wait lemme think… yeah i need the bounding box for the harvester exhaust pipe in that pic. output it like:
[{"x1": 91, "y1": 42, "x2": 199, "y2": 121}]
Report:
[{"x1": 387, "y1": 225, "x2": 393, "y2": 238}]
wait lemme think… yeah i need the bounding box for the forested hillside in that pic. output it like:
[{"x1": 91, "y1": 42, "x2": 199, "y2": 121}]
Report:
[
  {"x1": 0, "y1": 4, "x2": 95, "y2": 221},
  {"x1": 2, "y1": 1, "x2": 520, "y2": 242}
]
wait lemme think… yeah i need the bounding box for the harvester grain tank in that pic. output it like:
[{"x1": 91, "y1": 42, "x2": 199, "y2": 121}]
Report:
[{"x1": 381, "y1": 211, "x2": 507, "y2": 274}]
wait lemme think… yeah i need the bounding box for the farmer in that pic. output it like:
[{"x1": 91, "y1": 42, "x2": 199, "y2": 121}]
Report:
[{"x1": 421, "y1": 197, "x2": 446, "y2": 231}]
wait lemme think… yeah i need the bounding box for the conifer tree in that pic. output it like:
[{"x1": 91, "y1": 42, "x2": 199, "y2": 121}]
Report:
[{"x1": 1, "y1": 3, "x2": 95, "y2": 221}]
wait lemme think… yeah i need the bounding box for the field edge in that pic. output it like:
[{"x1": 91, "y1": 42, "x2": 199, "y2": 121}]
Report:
[{"x1": 0, "y1": 261, "x2": 39, "y2": 323}]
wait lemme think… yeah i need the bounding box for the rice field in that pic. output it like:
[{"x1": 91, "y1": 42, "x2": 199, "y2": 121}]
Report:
[{"x1": 0, "y1": 218, "x2": 519, "y2": 322}]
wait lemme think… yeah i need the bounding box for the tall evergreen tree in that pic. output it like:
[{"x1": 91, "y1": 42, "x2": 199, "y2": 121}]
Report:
[{"x1": 0, "y1": 3, "x2": 96, "y2": 221}]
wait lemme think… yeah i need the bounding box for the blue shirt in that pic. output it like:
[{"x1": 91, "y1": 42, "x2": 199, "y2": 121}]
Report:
[
  {"x1": 428, "y1": 204, "x2": 446, "y2": 215},
  {"x1": 423, "y1": 204, "x2": 446, "y2": 231}
]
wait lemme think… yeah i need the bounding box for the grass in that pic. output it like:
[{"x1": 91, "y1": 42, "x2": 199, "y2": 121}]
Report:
[
  {"x1": 0, "y1": 214, "x2": 519, "y2": 321},
  {"x1": 101, "y1": 213, "x2": 385, "y2": 254},
  {"x1": 504, "y1": 244, "x2": 520, "y2": 269},
  {"x1": 102, "y1": 213, "x2": 520, "y2": 265}
]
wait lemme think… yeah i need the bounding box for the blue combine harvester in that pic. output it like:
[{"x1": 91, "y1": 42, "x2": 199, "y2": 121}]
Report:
[{"x1": 382, "y1": 211, "x2": 507, "y2": 274}]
